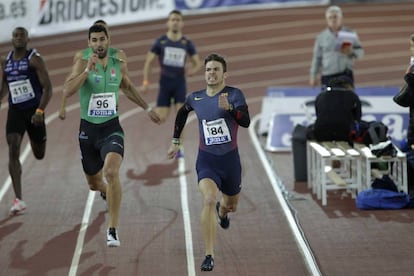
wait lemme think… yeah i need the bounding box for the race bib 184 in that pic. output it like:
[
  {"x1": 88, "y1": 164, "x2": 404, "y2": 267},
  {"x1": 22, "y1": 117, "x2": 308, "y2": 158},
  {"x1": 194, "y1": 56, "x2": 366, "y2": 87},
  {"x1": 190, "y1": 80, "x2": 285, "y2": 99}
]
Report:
[{"x1": 202, "y1": 118, "x2": 231, "y2": 145}]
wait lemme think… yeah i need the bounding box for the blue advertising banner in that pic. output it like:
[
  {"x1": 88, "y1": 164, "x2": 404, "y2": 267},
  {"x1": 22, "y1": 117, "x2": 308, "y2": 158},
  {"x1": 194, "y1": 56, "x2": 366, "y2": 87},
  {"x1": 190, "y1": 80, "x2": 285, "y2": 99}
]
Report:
[
  {"x1": 261, "y1": 87, "x2": 409, "y2": 152},
  {"x1": 176, "y1": 0, "x2": 329, "y2": 11}
]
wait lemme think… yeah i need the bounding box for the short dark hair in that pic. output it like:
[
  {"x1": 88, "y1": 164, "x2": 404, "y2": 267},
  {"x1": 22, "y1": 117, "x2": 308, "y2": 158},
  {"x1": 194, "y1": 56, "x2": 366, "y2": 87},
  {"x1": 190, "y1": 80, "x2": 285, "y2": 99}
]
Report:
[
  {"x1": 169, "y1": 9, "x2": 182, "y2": 17},
  {"x1": 204, "y1": 53, "x2": 227, "y2": 72},
  {"x1": 93, "y1": 19, "x2": 107, "y2": 25},
  {"x1": 88, "y1": 24, "x2": 108, "y2": 39},
  {"x1": 13, "y1": 27, "x2": 28, "y2": 37}
]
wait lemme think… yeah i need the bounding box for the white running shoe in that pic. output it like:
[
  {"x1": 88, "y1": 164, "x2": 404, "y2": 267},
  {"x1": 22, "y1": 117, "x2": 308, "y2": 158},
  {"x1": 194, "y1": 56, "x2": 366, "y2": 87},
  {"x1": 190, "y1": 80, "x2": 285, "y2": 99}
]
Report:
[
  {"x1": 107, "y1": 227, "x2": 120, "y2": 247},
  {"x1": 10, "y1": 198, "x2": 26, "y2": 215}
]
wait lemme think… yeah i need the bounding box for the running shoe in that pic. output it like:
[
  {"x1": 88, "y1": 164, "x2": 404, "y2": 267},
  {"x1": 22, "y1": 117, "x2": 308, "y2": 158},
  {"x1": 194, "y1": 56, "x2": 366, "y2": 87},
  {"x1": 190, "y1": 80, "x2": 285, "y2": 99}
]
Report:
[
  {"x1": 200, "y1": 255, "x2": 214, "y2": 271},
  {"x1": 10, "y1": 198, "x2": 26, "y2": 215},
  {"x1": 107, "y1": 227, "x2": 120, "y2": 247},
  {"x1": 216, "y1": 201, "x2": 230, "y2": 229},
  {"x1": 100, "y1": 192, "x2": 108, "y2": 211}
]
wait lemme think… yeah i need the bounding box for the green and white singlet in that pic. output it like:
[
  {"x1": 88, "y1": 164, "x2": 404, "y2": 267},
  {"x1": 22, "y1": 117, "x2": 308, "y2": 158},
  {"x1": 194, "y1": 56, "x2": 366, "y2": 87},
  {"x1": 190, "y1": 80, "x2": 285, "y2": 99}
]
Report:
[{"x1": 79, "y1": 48, "x2": 122, "y2": 124}]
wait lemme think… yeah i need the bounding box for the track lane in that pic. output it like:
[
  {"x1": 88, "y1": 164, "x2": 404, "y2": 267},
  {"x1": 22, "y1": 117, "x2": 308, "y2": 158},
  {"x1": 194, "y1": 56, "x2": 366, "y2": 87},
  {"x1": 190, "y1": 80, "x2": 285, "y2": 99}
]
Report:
[{"x1": 0, "y1": 2, "x2": 414, "y2": 275}]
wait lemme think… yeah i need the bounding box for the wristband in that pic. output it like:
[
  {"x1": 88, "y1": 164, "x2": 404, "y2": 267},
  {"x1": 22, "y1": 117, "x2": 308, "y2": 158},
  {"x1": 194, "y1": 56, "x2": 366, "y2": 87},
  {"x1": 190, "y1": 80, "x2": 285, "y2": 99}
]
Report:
[
  {"x1": 35, "y1": 108, "x2": 44, "y2": 115},
  {"x1": 143, "y1": 80, "x2": 149, "y2": 86},
  {"x1": 172, "y1": 138, "x2": 180, "y2": 145},
  {"x1": 145, "y1": 106, "x2": 152, "y2": 112},
  {"x1": 84, "y1": 67, "x2": 89, "y2": 74}
]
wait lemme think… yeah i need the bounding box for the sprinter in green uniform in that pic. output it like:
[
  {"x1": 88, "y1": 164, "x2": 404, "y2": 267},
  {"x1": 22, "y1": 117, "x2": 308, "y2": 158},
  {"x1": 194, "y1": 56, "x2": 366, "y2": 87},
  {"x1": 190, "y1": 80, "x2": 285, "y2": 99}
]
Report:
[
  {"x1": 63, "y1": 24, "x2": 160, "y2": 247},
  {"x1": 59, "y1": 20, "x2": 126, "y2": 120}
]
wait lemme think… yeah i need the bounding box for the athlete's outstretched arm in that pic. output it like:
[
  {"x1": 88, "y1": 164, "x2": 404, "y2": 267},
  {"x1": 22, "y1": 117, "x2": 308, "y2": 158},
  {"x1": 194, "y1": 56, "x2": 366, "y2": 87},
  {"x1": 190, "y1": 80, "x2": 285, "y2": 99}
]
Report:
[
  {"x1": 32, "y1": 54, "x2": 53, "y2": 111},
  {"x1": 119, "y1": 61, "x2": 160, "y2": 124},
  {"x1": 59, "y1": 51, "x2": 84, "y2": 120},
  {"x1": 173, "y1": 104, "x2": 192, "y2": 139},
  {"x1": 120, "y1": 62, "x2": 149, "y2": 108},
  {"x1": 141, "y1": 51, "x2": 156, "y2": 93},
  {"x1": 167, "y1": 104, "x2": 192, "y2": 159},
  {"x1": 30, "y1": 53, "x2": 53, "y2": 126}
]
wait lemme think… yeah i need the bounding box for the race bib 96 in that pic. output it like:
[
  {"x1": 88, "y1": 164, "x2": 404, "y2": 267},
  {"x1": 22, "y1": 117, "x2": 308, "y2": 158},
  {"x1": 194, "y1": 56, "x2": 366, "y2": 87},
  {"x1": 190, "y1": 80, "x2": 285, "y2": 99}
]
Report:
[{"x1": 88, "y1": 92, "x2": 116, "y2": 117}]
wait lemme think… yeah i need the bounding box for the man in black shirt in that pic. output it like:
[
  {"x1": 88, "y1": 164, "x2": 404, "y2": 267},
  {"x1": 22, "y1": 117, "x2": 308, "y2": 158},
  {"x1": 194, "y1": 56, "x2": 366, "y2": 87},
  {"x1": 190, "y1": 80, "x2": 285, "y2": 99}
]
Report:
[{"x1": 313, "y1": 76, "x2": 362, "y2": 142}]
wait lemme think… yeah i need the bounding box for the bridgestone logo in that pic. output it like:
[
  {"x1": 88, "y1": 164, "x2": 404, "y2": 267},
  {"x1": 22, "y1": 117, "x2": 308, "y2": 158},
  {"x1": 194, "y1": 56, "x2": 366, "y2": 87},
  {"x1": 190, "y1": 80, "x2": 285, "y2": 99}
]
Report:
[{"x1": 40, "y1": 0, "x2": 162, "y2": 24}]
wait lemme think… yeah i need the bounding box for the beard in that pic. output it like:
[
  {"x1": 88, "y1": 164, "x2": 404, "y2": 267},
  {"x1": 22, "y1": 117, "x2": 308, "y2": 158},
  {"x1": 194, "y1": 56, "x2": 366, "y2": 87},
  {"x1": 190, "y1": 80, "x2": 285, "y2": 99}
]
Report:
[
  {"x1": 98, "y1": 52, "x2": 107, "y2": 59},
  {"x1": 94, "y1": 47, "x2": 107, "y2": 59}
]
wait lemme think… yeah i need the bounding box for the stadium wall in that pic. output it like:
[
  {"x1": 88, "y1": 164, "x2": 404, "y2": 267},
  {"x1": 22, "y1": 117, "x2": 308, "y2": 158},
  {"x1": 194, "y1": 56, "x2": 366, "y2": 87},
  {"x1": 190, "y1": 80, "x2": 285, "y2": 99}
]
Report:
[{"x1": 0, "y1": 0, "x2": 328, "y2": 44}]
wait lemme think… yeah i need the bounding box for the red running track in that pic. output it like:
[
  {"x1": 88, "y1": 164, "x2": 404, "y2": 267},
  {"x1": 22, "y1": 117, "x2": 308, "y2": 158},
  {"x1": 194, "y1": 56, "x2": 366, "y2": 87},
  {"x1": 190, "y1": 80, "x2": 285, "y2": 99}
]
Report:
[{"x1": 1, "y1": 2, "x2": 414, "y2": 275}]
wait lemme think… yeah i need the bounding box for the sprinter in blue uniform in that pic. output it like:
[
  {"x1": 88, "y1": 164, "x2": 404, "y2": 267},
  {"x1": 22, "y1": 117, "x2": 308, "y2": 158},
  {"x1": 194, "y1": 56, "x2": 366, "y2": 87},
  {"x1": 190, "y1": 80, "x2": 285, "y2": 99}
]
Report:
[
  {"x1": 167, "y1": 53, "x2": 250, "y2": 271},
  {"x1": 0, "y1": 27, "x2": 52, "y2": 215},
  {"x1": 142, "y1": 10, "x2": 201, "y2": 124}
]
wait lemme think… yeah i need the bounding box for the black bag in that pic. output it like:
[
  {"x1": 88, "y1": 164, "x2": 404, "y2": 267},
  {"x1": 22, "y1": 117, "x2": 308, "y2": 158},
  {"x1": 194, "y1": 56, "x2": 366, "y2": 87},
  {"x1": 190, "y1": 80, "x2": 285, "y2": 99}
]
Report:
[
  {"x1": 350, "y1": 121, "x2": 388, "y2": 146},
  {"x1": 370, "y1": 140, "x2": 397, "y2": 158},
  {"x1": 371, "y1": 174, "x2": 398, "y2": 192},
  {"x1": 393, "y1": 83, "x2": 412, "y2": 107}
]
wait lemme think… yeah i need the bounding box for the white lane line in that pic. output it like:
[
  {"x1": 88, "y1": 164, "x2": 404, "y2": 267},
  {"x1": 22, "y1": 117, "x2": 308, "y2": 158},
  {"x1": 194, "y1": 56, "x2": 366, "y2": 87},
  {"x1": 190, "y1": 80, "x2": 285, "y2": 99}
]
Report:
[
  {"x1": 178, "y1": 157, "x2": 196, "y2": 276},
  {"x1": 248, "y1": 114, "x2": 321, "y2": 276},
  {"x1": 68, "y1": 191, "x2": 95, "y2": 276},
  {"x1": 174, "y1": 113, "x2": 197, "y2": 276}
]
